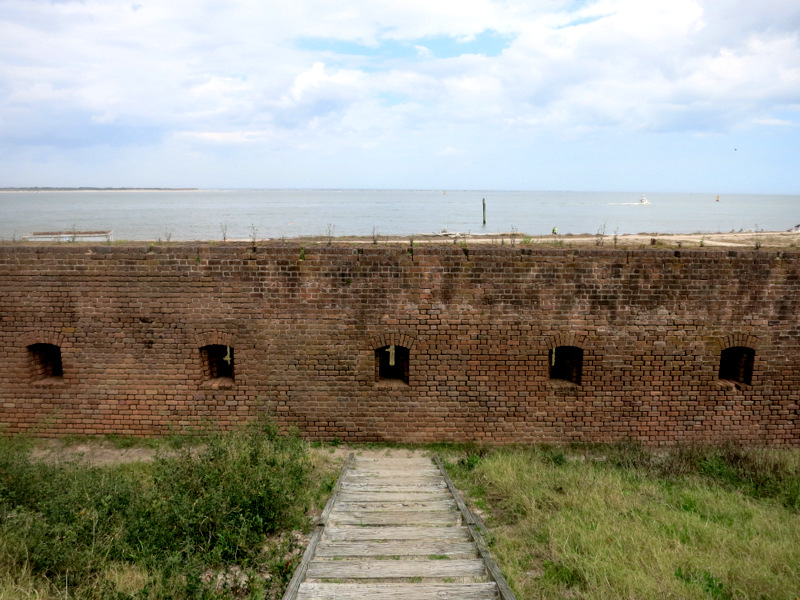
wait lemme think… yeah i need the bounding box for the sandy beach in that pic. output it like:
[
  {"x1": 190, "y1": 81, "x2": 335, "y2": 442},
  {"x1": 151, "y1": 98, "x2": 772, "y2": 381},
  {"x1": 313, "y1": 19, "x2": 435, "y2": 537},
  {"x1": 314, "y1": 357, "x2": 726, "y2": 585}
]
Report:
[
  {"x1": 5, "y1": 229, "x2": 800, "y2": 250},
  {"x1": 285, "y1": 228, "x2": 800, "y2": 250}
]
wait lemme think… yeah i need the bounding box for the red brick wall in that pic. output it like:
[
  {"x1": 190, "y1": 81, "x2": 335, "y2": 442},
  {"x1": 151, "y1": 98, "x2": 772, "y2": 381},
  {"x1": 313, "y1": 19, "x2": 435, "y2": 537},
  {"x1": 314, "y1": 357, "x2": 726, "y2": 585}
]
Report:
[{"x1": 1, "y1": 243, "x2": 798, "y2": 445}]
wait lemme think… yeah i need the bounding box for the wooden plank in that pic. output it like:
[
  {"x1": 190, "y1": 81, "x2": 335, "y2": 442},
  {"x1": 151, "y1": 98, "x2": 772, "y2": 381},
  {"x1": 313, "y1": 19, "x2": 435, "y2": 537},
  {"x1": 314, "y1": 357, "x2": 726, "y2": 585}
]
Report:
[
  {"x1": 314, "y1": 540, "x2": 478, "y2": 558},
  {"x1": 306, "y1": 559, "x2": 487, "y2": 580},
  {"x1": 282, "y1": 453, "x2": 355, "y2": 600},
  {"x1": 342, "y1": 473, "x2": 447, "y2": 488},
  {"x1": 339, "y1": 481, "x2": 447, "y2": 492},
  {"x1": 338, "y1": 491, "x2": 451, "y2": 502},
  {"x1": 350, "y1": 460, "x2": 438, "y2": 467},
  {"x1": 353, "y1": 464, "x2": 439, "y2": 477},
  {"x1": 328, "y1": 511, "x2": 461, "y2": 527},
  {"x1": 350, "y1": 464, "x2": 435, "y2": 468},
  {"x1": 347, "y1": 467, "x2": 438, "y2": 474},
  {"x1": 335, "y1": 499, "x2": 456, "y2": 512},
  {"x1": 345, "y1": 472, "x2": 442, "y2": 480},
  {"x1": 352, "y1": 457, "x2": 434, "y2": 464},
  {"x1": 297, "y1": 582, "x2": 498, "y2": 600},
  {"x1": 324, "y1": 526, "x2": 472, "y2": 542}
]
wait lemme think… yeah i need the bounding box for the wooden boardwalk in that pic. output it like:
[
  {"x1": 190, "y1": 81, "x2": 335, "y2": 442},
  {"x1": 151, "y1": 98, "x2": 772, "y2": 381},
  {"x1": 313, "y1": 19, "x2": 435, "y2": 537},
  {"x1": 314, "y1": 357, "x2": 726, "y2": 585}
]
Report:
[{"x1": 284, "y1": 453, "x2": 515, "y2": 600}]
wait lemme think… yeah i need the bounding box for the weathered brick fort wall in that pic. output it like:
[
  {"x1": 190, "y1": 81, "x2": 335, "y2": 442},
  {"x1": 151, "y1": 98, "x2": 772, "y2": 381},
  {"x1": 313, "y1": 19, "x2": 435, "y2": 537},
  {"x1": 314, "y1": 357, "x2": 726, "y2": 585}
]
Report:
[{"x1": 0, "y1": 243, "x2": 798, "y2": 445}]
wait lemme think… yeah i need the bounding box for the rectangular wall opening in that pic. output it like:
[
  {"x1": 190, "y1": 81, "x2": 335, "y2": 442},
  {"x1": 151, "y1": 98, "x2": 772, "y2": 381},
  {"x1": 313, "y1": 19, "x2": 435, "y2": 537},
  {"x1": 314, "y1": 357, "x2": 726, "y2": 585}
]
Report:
[
  {"x1": 375, "y1": 345, "x2": 409, "y2": 384},
  {"x1": 549, "y1": 345, "x2": 583, "y2": 386},
  {"x1": 201, "y1": 344, "x2": 234, "y2": 384},
  {"x1": 719, "y1": 346, "x2": 754, "y2": 386},
  {"x1": 28, "y1": 343, "x2": 63, "y2": 382}
]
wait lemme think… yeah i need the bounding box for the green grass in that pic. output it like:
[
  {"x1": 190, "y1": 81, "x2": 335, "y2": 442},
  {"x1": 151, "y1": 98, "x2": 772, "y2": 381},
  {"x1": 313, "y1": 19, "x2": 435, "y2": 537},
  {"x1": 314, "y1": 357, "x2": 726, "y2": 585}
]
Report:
[
  {"x1": 0, "y1": 419, "x2": 336, "y2": 599},
  {"x1": 443, "y1": 443, "x2": 800, "y2": 600}
]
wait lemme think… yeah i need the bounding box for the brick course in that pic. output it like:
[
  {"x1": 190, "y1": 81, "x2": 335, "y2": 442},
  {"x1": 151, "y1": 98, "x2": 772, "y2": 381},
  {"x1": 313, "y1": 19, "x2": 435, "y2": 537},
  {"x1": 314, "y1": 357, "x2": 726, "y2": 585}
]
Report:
[{"x1": 1, "y1": 243, "x2": 798, "y2": 445}]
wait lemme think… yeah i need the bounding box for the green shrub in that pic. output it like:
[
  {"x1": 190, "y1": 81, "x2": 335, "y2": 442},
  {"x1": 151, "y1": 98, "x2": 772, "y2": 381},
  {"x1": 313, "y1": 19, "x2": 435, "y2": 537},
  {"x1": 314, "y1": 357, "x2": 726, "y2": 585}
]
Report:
[
  {"x1": 0, "y1": 440, "x2": 136, "y2": 581},
  {"x1": 0, "y1": 419, "x2": 312, "y2": 598},
  {"x1": 129, "y1": 419, "x2": 311, "y2": 565}
]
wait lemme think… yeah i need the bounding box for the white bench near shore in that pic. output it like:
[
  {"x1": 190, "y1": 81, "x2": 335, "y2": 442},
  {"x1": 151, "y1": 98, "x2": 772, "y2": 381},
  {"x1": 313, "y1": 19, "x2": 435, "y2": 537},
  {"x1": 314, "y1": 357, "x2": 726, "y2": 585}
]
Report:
[{"x1": 23, "y1": 230, "x2": 113, "y2": 242}]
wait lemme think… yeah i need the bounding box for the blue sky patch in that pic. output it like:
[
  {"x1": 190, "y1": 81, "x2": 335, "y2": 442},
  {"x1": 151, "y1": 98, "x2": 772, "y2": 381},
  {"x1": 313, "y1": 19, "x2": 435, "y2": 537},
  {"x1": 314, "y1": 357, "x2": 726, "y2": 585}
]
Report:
[
  {"x1": 295, "y1": 30, "x2": 513, "y2": 61},
  {"x1": 416, "y1": 31, "x2": 512, "y2": 58},
  {"x1": 556, "y1": 14, "x2": 610, "y2": 29}
]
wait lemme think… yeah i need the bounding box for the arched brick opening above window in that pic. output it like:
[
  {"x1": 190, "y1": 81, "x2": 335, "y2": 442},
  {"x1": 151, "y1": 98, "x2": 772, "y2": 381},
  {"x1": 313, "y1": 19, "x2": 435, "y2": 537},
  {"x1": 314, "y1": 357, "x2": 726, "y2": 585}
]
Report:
[
  {"x1": 549, "y1": 345, "x2": 583, "y2": 385},
  {"x1": 719, "y1": 346, "x2": 755, "y2": 386},
  {"x1": 28, "y1": 343, "x2": 63, "y2": 382},
  {"x1": 375, "y1": 345, "x2": 410, "y2": 384}
]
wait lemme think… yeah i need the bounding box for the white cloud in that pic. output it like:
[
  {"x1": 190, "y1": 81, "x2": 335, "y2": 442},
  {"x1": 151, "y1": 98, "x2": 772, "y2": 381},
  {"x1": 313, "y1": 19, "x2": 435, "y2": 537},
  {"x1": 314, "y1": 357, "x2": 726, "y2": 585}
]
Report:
[
  {"x1": 286, "y1": 62, "x2": 365, "y2": 104},
  {"x1": 753, "y1": 117, "x2": 797, "y2": 126},
  {"x1": 175, "y1": 130, "x2": 271, "y2": 144},
  {"x1": 0, "y1": 0, "x2": 798, "y2": 190}
]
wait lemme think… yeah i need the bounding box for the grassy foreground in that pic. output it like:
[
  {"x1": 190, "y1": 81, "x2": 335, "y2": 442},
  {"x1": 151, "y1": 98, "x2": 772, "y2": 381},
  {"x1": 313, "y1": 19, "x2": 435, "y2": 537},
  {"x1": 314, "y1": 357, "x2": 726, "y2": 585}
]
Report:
[
  {"x1": 443, "y1": 443, "x2": 800, "y2": 600},
  {"x1": 0, "y1": 421, "x2": 338, "y2": 600}
]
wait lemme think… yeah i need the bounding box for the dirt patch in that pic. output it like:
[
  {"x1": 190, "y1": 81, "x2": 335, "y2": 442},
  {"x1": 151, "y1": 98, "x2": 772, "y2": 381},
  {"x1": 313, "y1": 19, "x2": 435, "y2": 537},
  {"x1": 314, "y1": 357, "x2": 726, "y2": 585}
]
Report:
[
  {"x1": 27, "y1": 439, "x2": 431, "y2": 468},
  {"x1": 30, "y1": 439, "x2": 163, "y2": 466},
  {"x1": 311, "y1": 445, "x2": 434, "y2": 462}
]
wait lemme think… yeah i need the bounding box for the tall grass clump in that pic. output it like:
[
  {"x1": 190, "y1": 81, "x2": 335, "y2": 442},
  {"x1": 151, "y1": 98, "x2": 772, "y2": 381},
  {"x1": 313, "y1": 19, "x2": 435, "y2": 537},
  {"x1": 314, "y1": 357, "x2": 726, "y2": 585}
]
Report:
[
  {"x1": 130, "y1": 420, "x2": 310, "y2": 564},
  {"x1": 0, "y1": 419, "x2": 314, "y2": 599},
  {"x1": 603, "y1": 440, "x2": 800, "y2": 509},
  {"x1": 445, "y1": 443, "x2": 800, "y2": 600}
]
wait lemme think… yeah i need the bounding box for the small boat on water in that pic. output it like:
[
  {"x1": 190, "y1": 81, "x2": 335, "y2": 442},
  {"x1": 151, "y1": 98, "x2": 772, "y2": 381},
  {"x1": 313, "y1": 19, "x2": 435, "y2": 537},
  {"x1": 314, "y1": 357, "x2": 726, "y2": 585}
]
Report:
[{"x1": 639, "y1": 195, "x2": 650, "y2": 205}]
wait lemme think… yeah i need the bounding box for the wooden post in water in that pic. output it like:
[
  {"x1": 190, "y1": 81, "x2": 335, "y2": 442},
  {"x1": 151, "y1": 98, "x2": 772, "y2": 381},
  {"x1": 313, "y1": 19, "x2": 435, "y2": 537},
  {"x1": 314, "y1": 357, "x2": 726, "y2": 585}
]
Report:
[{"x1": 482, "y1": 198, "x2": 486, "y2": 226}]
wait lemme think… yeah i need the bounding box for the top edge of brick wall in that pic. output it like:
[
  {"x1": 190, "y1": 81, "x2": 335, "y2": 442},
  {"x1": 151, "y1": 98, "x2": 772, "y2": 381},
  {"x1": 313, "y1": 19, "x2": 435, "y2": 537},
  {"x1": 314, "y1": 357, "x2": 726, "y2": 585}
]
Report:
[{"x1": 1, "y1": 242, "x2": 799, "y2": 261}]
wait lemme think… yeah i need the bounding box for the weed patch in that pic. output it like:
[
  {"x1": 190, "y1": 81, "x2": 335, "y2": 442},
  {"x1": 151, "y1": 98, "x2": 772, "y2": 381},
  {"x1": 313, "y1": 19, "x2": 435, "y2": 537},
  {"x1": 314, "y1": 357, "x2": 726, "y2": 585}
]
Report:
[
  {"x1": 0, "y1": 419, "x2": 320, "y2": 599},
  {"x1": 675, "y1": 567, "x2": 733, "y2": 600},
  {"x1": 542, "y1": 560, "x2": 586, "y2": 589}
]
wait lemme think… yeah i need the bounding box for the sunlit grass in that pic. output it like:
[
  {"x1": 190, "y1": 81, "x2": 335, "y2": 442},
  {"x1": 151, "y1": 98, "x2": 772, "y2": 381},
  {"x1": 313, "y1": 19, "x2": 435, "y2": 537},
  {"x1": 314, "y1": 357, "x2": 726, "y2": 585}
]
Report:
[{"x1": 445, "y1": 445, "x2": 800, "y2": 600}]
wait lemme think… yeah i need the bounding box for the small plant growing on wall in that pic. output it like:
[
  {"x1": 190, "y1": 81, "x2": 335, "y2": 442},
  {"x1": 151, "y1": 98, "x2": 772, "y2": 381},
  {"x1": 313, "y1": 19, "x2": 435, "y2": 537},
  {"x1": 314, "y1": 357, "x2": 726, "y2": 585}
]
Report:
[
  {"x1": 595, "y1": 223, "x2": 606, "y2": 246},
  {"x1": 753, "y1": 225, "x2": 763, "y2": 250},
  {"x1": 250, "y1": 224, "x2": 258, "y2": 252}
]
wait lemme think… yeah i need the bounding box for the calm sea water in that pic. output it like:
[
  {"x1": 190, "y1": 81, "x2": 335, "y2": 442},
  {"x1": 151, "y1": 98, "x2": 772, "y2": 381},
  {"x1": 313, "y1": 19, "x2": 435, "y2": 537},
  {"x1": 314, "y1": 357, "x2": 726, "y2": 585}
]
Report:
[{"x1": 1, "y1": 189, "x2": 797, "y2": 241}]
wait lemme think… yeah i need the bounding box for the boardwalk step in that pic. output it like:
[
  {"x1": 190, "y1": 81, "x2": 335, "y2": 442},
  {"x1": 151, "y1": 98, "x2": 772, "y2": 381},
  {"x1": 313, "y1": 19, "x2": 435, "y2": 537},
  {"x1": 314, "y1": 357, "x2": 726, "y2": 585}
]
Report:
[
  {"x1": 334, "y1": 499, "x2": 457, "y2": 511},
  {"x1": 337, "y1": 491, "x2": 452, "y2": 502},
  {"x1": 339, "y1": 481, "x2": 447, "y2": 491},
  {"x1": 323, "y1": 526, "x2": 472, "y2": 542},
  {"x1": 344, "y1": 470, "x2": 442, "y2": 478},
  {"x1": 297, "y1": 582, "x2": 498, "y2": 599},
  {"x1": 314, "y1": 540, "x2": 478, "y2": 558},
  {"x1": 328, "y1": 510, "x2": 461, "y2": 527},
  {"x1": 306, "y1": 558, "x2": 487, "y2": 580}
]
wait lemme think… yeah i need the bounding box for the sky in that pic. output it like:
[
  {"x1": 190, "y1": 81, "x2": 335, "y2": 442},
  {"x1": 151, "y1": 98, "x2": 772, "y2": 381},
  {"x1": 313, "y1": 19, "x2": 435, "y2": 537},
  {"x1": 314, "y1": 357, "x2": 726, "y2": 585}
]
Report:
[{"x1": 0, "y1": 0, "x2": 799, "y2": 193}]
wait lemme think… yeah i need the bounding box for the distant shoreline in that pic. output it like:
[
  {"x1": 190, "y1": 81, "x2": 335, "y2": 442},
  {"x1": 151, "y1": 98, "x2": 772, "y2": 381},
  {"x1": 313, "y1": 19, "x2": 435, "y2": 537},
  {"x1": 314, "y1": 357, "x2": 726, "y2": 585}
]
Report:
[{"x1": 0, "y1": 187, "x2": 199, "y2": 192}]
